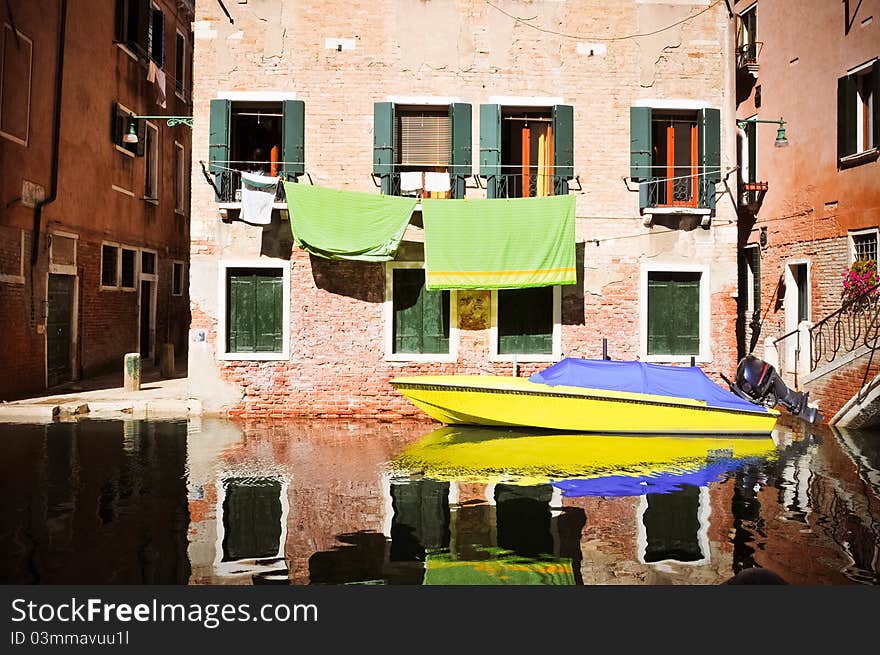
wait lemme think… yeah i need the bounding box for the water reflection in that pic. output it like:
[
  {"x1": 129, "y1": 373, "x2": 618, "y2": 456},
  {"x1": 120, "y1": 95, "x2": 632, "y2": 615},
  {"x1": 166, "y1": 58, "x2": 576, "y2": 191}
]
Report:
[{"x1": 0, "y1": 417, "x2": 878, "y2": 585}]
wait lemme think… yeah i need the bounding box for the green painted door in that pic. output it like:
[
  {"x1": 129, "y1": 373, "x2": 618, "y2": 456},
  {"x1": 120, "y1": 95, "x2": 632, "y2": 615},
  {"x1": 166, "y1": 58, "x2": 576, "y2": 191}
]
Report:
[
  {"x1": 47, "y1": 274, "x2": 74, "y2": 387},
  {"x1": 393, "y1": 268, "x2": 450, "y2": 354},
  {"x1": 227, "y1": 269, "x2": 283, "y2": 353},
  {"x1": 498, "y1": 287, "x2": 553, "y2": 355},
  {"x1": 647, "y1": 272, "x2": 701, "y2": 356}
]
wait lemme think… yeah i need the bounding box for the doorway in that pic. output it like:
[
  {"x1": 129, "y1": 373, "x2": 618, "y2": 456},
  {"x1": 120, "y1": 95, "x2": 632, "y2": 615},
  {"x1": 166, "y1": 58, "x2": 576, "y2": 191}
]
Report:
[
  {"x1": 46, "y1": 274, "x2": 75, "y2": 387},
  {"x1": 784, "y1": 261, "x2": 810, "y2": 373}
]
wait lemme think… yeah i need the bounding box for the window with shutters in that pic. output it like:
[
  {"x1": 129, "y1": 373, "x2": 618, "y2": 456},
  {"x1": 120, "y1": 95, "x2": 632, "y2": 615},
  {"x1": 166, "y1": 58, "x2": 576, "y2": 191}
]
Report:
[
  {"x1": 208, "y1": 95, "x2": 304, "y2": 203},
  {"x1": 479, "y1": 103, "x2": 574, "y2": 199},
  {"x1": 149, "y1": 4, "x2": 165, "y2": 67},
  {"x1": 643, "y1": 268, "x2": 707, "y2": 361},
  {"x1": 490, "y1": 286, "x2": 561, "y2": 361},
  {"x1": 630, "y1": 106, "x2": 720, "y2": 212},
  {"x1": 220, "y1": 262, "x2": 290, "y2": 360},
  {"x1": 373, "y1": 101, "x2": 471, "y2": 199},
  {"x1": 838, "y1": 60, "x2": 879, "y2": 165},
  {"x1": 115, "y1": 0, "x2": 149, "y2": 58},
  {"x1": 384, "y1": 262, "x2": 457, "y2": 361}
]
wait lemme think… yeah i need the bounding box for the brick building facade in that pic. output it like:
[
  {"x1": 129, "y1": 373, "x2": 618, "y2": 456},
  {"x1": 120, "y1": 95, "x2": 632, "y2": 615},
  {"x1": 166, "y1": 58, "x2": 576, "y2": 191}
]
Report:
[
  {"x1": 733, "y1": 0, "x2": 880, "y2": 416},
  {"x1": 0, "y1": 0, "x2": 194, "y2": 399},
  {"x1": 189, "y1": 0, "x2": 742, "y2": 418}
]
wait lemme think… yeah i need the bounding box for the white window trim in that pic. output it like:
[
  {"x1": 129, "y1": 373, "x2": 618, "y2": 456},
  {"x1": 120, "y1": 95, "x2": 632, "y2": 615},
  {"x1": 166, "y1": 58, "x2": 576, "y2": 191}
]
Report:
[
  {"x1": 488, "y1": 95, "x2": 564, "y2": 107},
  {"x1": 217, "y1": 259, "x2": 291, "y2": 361},
  {"x1": 213, "y1": 475, "x2": 289, "y2": 579},
  {"x1": 174, "y1": 140, "x2": 187, "y2": 214},
  {"x1": 140, "y1": 247, "x2": 158, "y2": 280},
  {"x1": 783, "y1": 258, "x2": 811, "y2": 373},
  {"x1": 1, "y1": 23, "x2": 33, "y2": 146},
  {"x1": 854, "y1": 69, "x2": 875, "y2": 154},
  {"x1": 489, "y1": 287, "x2": 562, "y2": 363},
  {"x1": 847, "y1": 58, "x2": 878, "y2": 75},
  {"x1": 640, "y1": 263, "x2": 711, "y2": 364},
  {"x1": 636, "y1": 486, "x2": 711, "y2": 567},
  {"x1": 384, "y1": 261, "x2": 459, "y2": 363},
  {"x1": 217, "y1": 90, "x2": 296, "y2": 101},
  {"x1": 0, "y1": 229, "x2": 26, "y2": 284},
  {"x1": 116, "y1": 42, "x2": 138, "y2": 61},
  {"x1": 48, "y1": 230, "x2": 78, "y2": 276},
  {"x1": 143, "y1": 120, "x2": 159, "y2": 202},
  {"x1": 119, "y1": 245, "x2": 139, "y2": 291},
  {"x1": 174, "y1": 30, "x2": 187, "y2": 102},
  {"x1": 632, "y1": 99, "x2": 715, "y2": 110},
  {"x1": 848, "y1": 227, "x2": 879, "y2": 265},
  {"x1": 387, "y1": 95, "x2": 461, "y2": 105},
  {"x1": 99, "y1": 241, "x2": 120, "y2": 290},
  {"x1": 114, "y1": 101, "x2": 136, "y2": 158},
  {"x1": 171, "y1": 259, "x2": 185, "y2": 296}
]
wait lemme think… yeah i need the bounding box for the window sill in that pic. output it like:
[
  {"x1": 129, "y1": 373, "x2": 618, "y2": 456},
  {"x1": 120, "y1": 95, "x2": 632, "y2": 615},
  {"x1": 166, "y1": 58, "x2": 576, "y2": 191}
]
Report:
[
  {"x1": 116, "y1": 42, "x2": 138, "y2": 61},
  {"x1": 174, "y1": 91, "x2": 188, "y2": 104},
  {"x1": 386, "y1": 353, "x2": 457, "y2": 364},
  {"x1": 174, "y1": 209, "x2": 186, "y2": 216},
  {"x1": 643, "y1": 355, "x2": 709, "y2": 365},
  {"x1": 839, "y1": 147, "x2": 879, "y2": 169},
  {"x1": 114, "y1": 145, "x2": 136, "y2": 158},
  {"x1": 218, "y1": 352, "x2": 289, "y2": 362},
  {"x1": 642, "y1": 207, "x2": 711, "y2": 216},
  {"x1": 143, "y1": 197, "x2": 159, "y2": 205},
  {"x1": 490, "y1": 354, "x2": 560, "y2": 364}
]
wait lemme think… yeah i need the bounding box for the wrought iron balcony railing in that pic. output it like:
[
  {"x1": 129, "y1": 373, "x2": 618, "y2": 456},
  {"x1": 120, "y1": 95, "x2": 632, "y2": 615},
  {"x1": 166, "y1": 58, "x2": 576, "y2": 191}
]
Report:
[
  {"x1": 811, "y1": 282, "x2": 880, "y2": 371},
  {"x1": 209, "y1": 167, "x2": 298, "y2": 204},
  {"x1": 644, "y1": 175, "x2": 714, "y2": 209},
  {"x1": 736, "y1": 42, "x2": 763, "y2": 70}
]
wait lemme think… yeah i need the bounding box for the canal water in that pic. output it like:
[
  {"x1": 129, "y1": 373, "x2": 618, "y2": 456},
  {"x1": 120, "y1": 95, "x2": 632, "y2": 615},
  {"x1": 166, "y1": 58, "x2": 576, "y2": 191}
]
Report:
[{"x1": 0, "y1": 417, "x2": 877, "y2": 585}]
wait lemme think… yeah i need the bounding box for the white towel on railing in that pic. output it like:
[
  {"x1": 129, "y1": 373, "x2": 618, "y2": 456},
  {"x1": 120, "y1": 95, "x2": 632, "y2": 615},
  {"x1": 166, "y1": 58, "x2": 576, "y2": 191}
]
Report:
[
  {"x1": 399, "y1": 171, "x2": 423, "y2": 192},
  {"x1": 424, "y1": 171, "x2": 451, "y2": 192},
  {"x1": 240, "y1": 172, "x2": 279, "y2": 225}
]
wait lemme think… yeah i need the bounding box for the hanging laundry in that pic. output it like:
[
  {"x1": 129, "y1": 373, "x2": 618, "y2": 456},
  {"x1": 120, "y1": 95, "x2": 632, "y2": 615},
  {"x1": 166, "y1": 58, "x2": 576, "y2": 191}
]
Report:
[
  {"x1": 240, "y1": 172, "x2": 279, "y2": 225},
  {"x1": 147, "y1": 61, "x2": 157, "y2": 83},
  {"x1": 424, "y1": 171, "x2": 451, "y2": 193},
  {"x1": 422, "y1": 194, "x2": 576, "y2": 290},
  {"x1": 399, "y1": 171, "x2": 424, "y2": 193},
  {"x1": 154, "y1": 68, "x2": 167, "y2": 109},
  {"x1": 283, "y1": 182, "x2": 417, "y2": 261}
]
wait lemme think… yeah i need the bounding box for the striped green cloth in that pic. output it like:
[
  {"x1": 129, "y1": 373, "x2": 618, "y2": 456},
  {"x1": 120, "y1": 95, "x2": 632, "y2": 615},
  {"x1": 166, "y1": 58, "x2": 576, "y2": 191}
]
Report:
[
  {"x1": 283, "y1": 182, "x2": 417, "y2": 261},
  {"x1": 424, "y1": 554, "x2": 575, "y2": 585},
  {"x1": 421, "y1": 194, "x2": 577, "y2": 290}
]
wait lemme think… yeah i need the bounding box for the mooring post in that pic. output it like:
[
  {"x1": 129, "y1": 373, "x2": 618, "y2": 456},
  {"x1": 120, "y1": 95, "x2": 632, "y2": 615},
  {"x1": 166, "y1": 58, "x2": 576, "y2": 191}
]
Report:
[
  {"x1": 160, "y1": 343, "x2": 175, "y2": 378},
  {"x1": 690, "y1": 356, "x2": 695, "y2": 367},
  {"x1": 124, "y1": 353, "x2": 141, "y2": 392},
  {"x1": 602, "y1": 338, "x2": 608, "y2": 360}
]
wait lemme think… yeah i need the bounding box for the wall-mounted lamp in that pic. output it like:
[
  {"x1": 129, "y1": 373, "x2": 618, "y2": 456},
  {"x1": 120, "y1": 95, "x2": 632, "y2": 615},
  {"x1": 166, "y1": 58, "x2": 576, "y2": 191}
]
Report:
[
  {"x1": 124, "y1": 115, "x2": 194, "y2": 144},
  {"x1": 737, "y1": 117, "x2": 789, "y2": 147}
]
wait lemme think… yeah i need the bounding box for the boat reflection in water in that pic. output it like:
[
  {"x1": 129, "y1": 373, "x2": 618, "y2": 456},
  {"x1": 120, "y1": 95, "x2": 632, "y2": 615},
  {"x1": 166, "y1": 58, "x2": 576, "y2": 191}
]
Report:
[{"x1": 388, "y1": 427, "x2": 777, "y2": 585}]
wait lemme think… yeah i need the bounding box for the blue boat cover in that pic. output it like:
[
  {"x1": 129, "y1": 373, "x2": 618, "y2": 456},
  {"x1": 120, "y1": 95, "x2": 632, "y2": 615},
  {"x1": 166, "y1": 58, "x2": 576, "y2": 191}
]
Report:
[
  {"x1": 552, "y1": 458, "x2": 754, "y2": 498},
  {"x1": 529, "y1": 358, "x2": 767, "y2": 413}
]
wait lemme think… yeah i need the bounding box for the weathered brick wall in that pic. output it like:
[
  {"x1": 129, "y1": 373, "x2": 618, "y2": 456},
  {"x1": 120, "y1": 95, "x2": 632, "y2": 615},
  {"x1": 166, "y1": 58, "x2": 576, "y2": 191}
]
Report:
[
  {"x1": 190, "y1": 0, "x2": 740, "y2": 417},
  {"x1": 805, "y1": 355, "x2": 880, "y2": 421}
]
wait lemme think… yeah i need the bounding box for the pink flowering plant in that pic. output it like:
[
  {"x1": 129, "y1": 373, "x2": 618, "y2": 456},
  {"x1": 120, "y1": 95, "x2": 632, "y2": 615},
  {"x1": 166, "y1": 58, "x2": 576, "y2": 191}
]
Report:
[{"x1": 841, "y1": 258, "x2": 879, "y2": 305}]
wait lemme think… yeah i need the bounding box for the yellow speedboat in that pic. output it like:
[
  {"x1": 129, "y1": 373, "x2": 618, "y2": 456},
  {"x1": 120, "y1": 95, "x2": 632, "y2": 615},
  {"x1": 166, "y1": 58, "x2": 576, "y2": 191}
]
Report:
[{"x1": 391, "y1": 358, "x2": 779, "y2": 435}]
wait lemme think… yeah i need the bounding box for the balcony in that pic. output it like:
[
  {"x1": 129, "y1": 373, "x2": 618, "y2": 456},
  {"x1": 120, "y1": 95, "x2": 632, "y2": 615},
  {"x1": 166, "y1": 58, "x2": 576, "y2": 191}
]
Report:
[
  {"x1": 208, "y1": 167, "x2": 298, "y2": 208},
  {"x1": 741, "y1": 181, "x2": 768, "y2": 213},
  {"x1": 736, "y1": 42, "x2": 762, "y2": 77}
]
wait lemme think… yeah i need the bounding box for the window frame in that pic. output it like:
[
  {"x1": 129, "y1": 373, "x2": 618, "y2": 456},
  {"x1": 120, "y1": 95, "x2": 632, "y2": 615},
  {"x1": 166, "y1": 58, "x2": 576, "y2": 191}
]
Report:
[
  {"x1": 171, "y1": 260, "x2": 185, "y2": 296},
  {"x1": 489, "y1": 286, "x2": 562, "y2": 363},
  {"x1": 149, "y1": 3, "x2": 164, "y2": 68},
  {"x1": 143, "y1": 120, "x2": 159, "y2": 202},
  {"x1": 383, "y1": 261, "x2": 458, "y2": 363},
  {"x1": 640, "y1": 263, "x2": 711, "y2": 364},
  {"x1": 113, "y1": 101, "x2": 138, "y2": 158},
  {"x1": 217, "y1": 259, "x2": 290, "y2": 361},
  {"x1": 839, "y1": 58, "x2": 879, "y2": 165},
  {"x1": 174, "y1": 140, "x2": 187, "y2": 214},
  {"x1": 119, "y1": 246, "x2": 138, "y2": 291},
  {"x1": 48, "y1": 230, "x2": 78, "y2": 276},
  {"x1": 849, "y1": 227, "x2": 879, "y2": 265},
  {"x1": 1, "y1": 22, "x2": 33, "y2": 146},
  {"x1": 174, "y1": 29, "x2": 187, "y2": 101}
]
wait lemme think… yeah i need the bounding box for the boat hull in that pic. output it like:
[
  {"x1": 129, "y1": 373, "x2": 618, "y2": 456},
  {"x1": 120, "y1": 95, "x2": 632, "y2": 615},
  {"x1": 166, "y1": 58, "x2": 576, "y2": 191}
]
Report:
[{"x1": 391, "y1": 376, "x2": 779, "y2": 434}]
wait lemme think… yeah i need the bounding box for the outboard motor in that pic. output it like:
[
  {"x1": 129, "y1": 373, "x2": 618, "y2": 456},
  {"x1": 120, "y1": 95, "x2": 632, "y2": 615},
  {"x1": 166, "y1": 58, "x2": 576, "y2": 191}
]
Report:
[{"x1": 729, "y1": 355, "x2": 821, "y2": 425}]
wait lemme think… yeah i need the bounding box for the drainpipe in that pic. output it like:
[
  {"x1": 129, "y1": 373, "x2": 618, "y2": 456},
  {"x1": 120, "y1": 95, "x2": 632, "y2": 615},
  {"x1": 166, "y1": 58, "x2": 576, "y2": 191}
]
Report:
[
  {"x1": 31, "y1": 0, "x2": 67, "y2": 266},
  {"x1": 737, "y1": 125, "x2": 748, "y2": 192}
]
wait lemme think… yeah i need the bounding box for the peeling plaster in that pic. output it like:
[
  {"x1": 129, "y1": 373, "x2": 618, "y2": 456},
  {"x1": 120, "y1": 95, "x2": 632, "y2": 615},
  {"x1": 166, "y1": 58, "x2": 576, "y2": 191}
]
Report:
[{"x1": 635, "y1": 3, "x2": 691, "y2": 87}]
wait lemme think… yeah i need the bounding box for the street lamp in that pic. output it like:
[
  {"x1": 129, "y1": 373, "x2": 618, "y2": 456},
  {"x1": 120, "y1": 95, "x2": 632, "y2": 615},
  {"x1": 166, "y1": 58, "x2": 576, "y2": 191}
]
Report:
[
  {"x1": 736, "y1": 117, "x2": 789, "y2": 147},
  {"x1": 124, "y1": 115, "x2": 194, "y2": 144}
]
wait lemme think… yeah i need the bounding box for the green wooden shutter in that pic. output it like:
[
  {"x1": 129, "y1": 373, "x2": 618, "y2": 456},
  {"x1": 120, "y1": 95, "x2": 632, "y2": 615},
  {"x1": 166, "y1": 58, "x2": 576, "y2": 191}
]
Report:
[
  {"x1": 222, "y1": 479, "x2": 282, "y2": 561},
  {"x1": 374, "y1": 102, "x2": 395, "y2": 195},
  {"x1": 553, "y1": 104, "x2": 574, "y2": 195},
  {"x1": 450, "y1": 103, "x2": 472, "y2": 199},
  {"x1": 209, "y1": 99, "x2": 231, "y2": 199},
  {"x1": 255, "y1": 274, "x2": 283, "y2": 352},
  {"x1": 699, "y1": 108, "x2": 721, "y2": 209},
  {"x1": 393, "y1": 269, "x2": 449, "y2": 354},
  {"x1": 630, "y1": 107, "x2": 652, "y2": 180},
  {"x1": 648, "y1": 273, "x2": 700, "y2": 356},
  {"x1": 838, "y1": 74, "x2": 857, "y2": 160},
  {"x1": 228, "y1": 272, "x2": 254, "y2": 353},
  {"x1": 282, "y1": 99, "x2": 305, "y2": 178},
  {"x1": 498, "y1": 288, "x2": 553, "y2": 355},
  {"x1": 479, "y1": 104, "x2": 501, "y2": 198}
]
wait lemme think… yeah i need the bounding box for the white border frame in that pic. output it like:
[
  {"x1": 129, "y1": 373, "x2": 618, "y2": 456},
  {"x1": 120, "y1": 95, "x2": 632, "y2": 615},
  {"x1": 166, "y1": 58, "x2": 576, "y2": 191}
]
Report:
[
  {"x1": 0, "y1": 229, "x2": 26, "y2": 284},
  {"x1": 489, "y1": 286, "x2": 562, "y2": 363},
  {"x1": 636, "y1": 486, "x2": 711, "y2": 567},
  {"x1": 99, "y1": 241, "x2": 121, "y2": 290},
  {"x1": 48, "y1": 230, "x2": 78, "y2": 276},
  {"x1": 217, "y1": 91, "x2": 297, "y2": 101},
  {"x1": 114, "y1": 101, "x2": 136, "y2": 159},
  {"x1": 138, "y1": 248, "x2": 159, "y2": 360},
  {"x1": 387, "y1": 95, "x2": 461, "y2": 105},
  {"x1": 119, "y1": 245, "x2": 139, "y2": 291},
  {"x1": 174, "y1": 30, "x2": 187, "y2": 102},
  {"x1": 383, "y1": 261, "x2": 459, "y2": 363},
  {"x1": 174, "y1": 140, "x2": 187, "y2": 214},
  {"x1": 217, "y1": 259, "x2": 291, "y2": 361},
  {"x1": 213, "y1": 475, "x2": 289, "y2": 579},
  {"x1": 783, "y1": 258, "x2": 811, "y2": 372},
  {"x1": 848, "y1": 227, "x2": 879, "y2": 265},
  {"x1": 143, "y1": 120, "x2": 159, "y2": 202},
  {"x1": 488, "y1": 95, "x2": 564, "y2": 107},
  {"x1": 0, "y1": 23, "x2": 33, "y2": 146},
  {"x1": 640, "y1": 263, "x2": 711, "y2": 364},
  {"x1": 171, "y1": 259, "x2": 185, "y2": 296}
]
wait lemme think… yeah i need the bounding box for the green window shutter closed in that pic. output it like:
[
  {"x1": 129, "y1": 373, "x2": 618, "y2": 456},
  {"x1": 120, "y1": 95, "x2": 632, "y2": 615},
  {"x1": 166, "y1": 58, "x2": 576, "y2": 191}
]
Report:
[
  {"x1": 838, "y1": 74, "x2": 857, "y2": 160},
  {"x1": 282, "y1": 99, "x2": 305, "y2": 178},
  {"x1": 648, "y1": 273, "x2": 700, "y2": 356},
  {"x1": 630, "y1": 107, "x2": 652, "y2": 181},
  {"x1": 373, "y1": 102, "x2": 395, "y2": 195},
  {"x1": 209, "y1": 99, "x2": 231, "y2": 200},
  {"x1": 479, "y1": 104, "x2": 501, "y2": 198},
  {"x1": 393, "y1": 269, "x2": 449, "y2": 355},
  {"x1": 553, "y1": 104, "x2": 574, "y2": 195},
  {"x1": 699, "y1": 108, "x2": 721, "y2": 209},
  {"x1": 449, "y1": 103, "x2": 472, "y2": 199},
  {"x1": 227, "y1": 270, "x2": 283, "y2": 354},
  {"x1": 498, "y1": 287, "x2": 553, "y2": 355}
]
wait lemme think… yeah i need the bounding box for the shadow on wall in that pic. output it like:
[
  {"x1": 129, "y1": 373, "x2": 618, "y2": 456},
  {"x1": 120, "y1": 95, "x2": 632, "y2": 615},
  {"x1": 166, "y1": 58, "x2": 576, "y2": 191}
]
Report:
[
  {"x1": 562, "y1": 241, "x2": 586, "y2": 326},
  {"x1": 310, "y1": 255, "x2": 385, "y2": 303}
]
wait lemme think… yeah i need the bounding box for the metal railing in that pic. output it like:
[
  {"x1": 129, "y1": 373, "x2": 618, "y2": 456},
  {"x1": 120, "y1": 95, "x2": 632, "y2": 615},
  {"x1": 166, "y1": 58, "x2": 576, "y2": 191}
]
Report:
[
  {"x1": 645, "y1": 175, "x2": 714, "y2": 209},
  {"x1": 488, "y1": 172, "x2": 569, "y2": 198},
  {"x1": 736, "y1": 42, "x2": 763, "y2": 69},
  {"x1": 211, "y1": 168, "x2": 298, "y2": 203}
]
